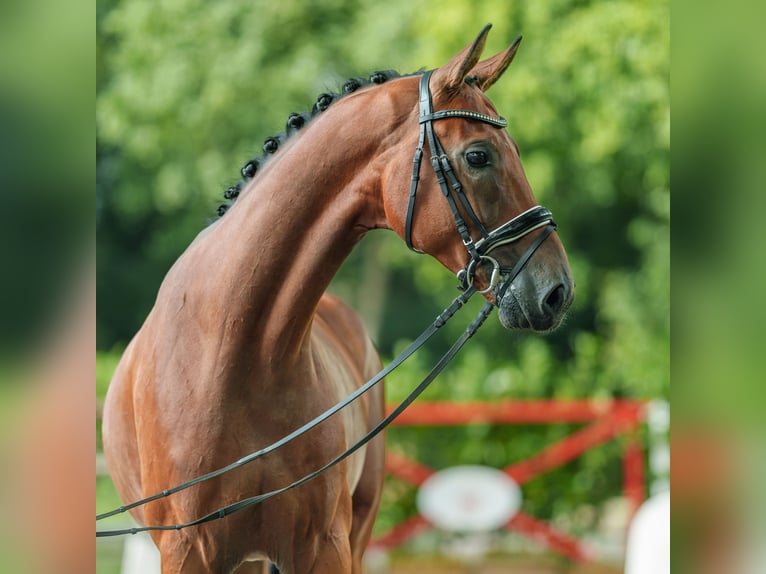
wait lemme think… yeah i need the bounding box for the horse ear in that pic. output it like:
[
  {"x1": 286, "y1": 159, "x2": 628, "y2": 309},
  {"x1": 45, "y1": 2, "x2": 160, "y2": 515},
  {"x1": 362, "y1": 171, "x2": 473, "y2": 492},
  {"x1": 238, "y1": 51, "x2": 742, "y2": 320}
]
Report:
[
  {"x1": 433, "y1": 24, "x2": 492, "y2": 95},
  {"x1": 470, "y1": 35, "x2": 522, "y2": 92}
]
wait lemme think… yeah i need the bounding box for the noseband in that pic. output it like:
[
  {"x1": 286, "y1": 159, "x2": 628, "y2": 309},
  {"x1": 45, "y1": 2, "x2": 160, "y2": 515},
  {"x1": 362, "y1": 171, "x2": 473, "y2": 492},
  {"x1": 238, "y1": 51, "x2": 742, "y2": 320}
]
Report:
[{"x1": 405, "y1": 70, "x2": 556, "y2": 296}]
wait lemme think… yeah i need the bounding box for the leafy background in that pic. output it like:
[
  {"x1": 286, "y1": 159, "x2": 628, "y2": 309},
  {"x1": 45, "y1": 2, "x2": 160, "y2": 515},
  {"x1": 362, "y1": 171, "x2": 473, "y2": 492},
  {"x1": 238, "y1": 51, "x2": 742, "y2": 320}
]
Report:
[{"x1": 97, "y1": 0, "x2": 668, "y2": 567}]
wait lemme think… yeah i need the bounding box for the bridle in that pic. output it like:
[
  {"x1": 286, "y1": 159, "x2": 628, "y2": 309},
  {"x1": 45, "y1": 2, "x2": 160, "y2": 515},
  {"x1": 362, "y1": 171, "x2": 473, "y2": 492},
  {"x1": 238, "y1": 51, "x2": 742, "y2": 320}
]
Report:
[
  {"x1": 405, "y1": 69, "x2": 556, "y2": 298},
  {"x1": 96, "y1": 70, "x2": 558, "y2": 537}
]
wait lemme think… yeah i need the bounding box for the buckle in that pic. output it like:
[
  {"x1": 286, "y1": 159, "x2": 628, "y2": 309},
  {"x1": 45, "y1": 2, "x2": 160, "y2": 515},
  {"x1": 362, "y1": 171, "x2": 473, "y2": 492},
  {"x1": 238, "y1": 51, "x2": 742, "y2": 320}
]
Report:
[{"x1": 459, "y1": 255, "x2": 501, "y2": 294}]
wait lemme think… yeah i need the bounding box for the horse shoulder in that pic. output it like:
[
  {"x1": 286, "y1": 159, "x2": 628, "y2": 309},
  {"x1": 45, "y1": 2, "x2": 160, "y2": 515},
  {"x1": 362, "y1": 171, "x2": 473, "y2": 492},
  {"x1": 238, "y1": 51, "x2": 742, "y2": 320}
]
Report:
[{"x1": 314, "y1": 293, "x2": 382, "y2": 380}]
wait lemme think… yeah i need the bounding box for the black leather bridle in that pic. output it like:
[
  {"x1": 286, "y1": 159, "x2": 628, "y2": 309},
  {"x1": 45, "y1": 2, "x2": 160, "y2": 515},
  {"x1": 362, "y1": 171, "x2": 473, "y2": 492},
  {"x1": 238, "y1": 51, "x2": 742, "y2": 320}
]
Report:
[{"x1": 405, "y1": 69, "x2": 556, "y2": 297}]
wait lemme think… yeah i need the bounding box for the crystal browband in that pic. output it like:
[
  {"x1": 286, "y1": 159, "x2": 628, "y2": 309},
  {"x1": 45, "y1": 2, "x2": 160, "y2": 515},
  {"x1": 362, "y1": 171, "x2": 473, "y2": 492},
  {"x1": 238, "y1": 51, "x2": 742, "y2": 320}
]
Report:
[{"x1": 420, "y1": 109, "x2": 508, "y2": 128}]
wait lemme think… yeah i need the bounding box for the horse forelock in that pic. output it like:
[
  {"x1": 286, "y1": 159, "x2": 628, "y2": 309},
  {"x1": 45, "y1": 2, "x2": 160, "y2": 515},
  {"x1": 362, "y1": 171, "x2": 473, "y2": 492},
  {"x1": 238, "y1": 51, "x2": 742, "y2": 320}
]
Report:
[{"x1": 213, "y1": 69, "x2": 413, "y2": 220}]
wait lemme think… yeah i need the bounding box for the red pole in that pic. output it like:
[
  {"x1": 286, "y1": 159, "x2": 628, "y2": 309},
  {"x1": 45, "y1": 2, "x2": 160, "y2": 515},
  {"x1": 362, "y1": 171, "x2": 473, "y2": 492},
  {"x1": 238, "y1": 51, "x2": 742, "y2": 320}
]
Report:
[
  {"x1": 507, "y1": 512, "x2": 594, "y2": 562},
  {"x1": 385, "y1": 450, "x2": 434, "y2": 487},
  {"x1": 504, "y1": 404, "x2": 643, "y2": 485},
  {"x1": 369, "y1": 515, "x2": 432, "y2": 551},
  {"x1": 623, "y1": 432, "x2": 646, "y2": 518},
  {"x1": 387, "y1": 399, "x2": 642, "y2": 426}
]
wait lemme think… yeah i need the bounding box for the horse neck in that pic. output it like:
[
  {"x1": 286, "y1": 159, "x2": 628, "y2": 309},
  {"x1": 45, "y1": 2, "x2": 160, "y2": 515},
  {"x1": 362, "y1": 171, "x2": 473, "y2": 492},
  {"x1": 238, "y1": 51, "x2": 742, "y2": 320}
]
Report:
[{"x1": 175, "y1": 91, "x2": 411, "y2": 367}]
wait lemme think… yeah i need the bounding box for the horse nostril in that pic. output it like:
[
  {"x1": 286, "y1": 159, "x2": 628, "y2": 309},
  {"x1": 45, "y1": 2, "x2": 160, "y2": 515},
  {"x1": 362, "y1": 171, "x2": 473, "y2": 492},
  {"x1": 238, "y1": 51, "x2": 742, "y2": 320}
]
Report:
[{"x1": 543, "y1": 283, "x2": 566, "y2": 314}]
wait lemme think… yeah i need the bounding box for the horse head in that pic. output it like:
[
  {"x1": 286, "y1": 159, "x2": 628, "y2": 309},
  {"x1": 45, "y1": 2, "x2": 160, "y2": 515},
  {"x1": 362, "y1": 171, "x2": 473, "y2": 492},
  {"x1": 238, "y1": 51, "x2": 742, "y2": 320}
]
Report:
[{"x1": 382, "y1": 25, "x2": 574, "y2": 332}]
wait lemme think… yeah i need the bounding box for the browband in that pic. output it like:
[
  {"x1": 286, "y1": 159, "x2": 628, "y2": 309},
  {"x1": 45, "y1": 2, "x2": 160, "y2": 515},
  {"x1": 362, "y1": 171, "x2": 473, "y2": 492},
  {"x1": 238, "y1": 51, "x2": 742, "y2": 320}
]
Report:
[{"x1": 419, "y1": 109, "x2": 508, "y2": 128}]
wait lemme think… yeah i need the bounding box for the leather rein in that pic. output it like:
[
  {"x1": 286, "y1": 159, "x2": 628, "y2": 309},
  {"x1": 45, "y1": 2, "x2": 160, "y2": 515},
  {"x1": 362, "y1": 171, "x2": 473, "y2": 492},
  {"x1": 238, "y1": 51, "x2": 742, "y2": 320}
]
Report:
[{"x1": 96, "y1": 71, "x2": 556, "y2": 537}]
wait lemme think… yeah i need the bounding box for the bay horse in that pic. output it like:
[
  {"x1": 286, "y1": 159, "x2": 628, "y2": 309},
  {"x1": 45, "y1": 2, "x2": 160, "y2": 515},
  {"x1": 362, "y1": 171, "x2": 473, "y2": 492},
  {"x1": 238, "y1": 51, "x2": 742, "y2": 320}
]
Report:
[{"x1": 102, "y1": 25, "x2": 573, "y2": 574}]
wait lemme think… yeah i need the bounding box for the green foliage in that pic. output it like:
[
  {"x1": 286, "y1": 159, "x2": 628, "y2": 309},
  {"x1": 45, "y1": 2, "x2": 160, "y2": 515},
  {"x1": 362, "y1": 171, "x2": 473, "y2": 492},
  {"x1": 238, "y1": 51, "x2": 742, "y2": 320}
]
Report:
[{"x1": 97, "y1": 0, "x2": 668, "y2": 547}]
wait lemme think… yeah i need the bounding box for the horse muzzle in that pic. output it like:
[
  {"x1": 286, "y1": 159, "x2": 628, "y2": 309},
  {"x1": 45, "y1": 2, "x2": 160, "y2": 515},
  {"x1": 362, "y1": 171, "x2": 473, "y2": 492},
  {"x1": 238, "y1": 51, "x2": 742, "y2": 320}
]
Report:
[{"x1": 495, "y1": 271, "x2": 573, "y2": 332}]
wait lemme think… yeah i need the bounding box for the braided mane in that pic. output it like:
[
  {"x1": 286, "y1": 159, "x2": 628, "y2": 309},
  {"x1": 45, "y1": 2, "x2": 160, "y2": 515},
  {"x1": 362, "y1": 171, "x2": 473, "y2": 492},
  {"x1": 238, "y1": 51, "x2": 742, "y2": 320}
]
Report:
[{"x1": 216, "y1": 69, "x2": 410, "y2": 218}]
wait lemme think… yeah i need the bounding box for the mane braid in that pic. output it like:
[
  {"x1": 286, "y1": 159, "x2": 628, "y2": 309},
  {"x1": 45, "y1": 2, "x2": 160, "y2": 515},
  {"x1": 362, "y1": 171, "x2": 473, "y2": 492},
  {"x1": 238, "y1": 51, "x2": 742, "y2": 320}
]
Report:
[{"x1": 214, "y1": 69, "x2": 408, "y2": 219}]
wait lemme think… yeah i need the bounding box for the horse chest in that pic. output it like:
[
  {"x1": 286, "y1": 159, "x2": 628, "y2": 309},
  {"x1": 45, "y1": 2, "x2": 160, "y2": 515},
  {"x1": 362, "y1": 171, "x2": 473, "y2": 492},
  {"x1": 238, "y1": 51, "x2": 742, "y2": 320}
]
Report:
[{"x1": 305, "y1": 334, "x2": 370, "y2": 493}]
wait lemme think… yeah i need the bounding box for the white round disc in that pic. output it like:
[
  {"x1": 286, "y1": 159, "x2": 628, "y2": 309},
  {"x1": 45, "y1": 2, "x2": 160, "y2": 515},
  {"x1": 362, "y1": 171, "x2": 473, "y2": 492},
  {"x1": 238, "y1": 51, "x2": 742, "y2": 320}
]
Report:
[{"x1": 416, "y1": 465, "x2": 522, "y2": 532}]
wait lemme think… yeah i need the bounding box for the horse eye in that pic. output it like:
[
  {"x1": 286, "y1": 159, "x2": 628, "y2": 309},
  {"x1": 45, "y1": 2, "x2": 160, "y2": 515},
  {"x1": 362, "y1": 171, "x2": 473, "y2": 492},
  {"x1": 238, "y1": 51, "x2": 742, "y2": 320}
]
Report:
[{"x1": 465, "y1": 150, "x2": 488, "y2": 167}]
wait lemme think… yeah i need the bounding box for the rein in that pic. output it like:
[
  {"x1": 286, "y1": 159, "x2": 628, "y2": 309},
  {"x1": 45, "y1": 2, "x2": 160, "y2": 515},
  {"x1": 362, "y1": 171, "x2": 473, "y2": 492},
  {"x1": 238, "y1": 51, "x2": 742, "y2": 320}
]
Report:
[
  {"x1": 97, "y1": 286, "x2": 476, "y2": 531},
  {"x1": 96, "y1": 70, "x2": 557, "y2": 537},
  {"x1": 97, "y1": 288, "x2": 486, "y2": 536}
]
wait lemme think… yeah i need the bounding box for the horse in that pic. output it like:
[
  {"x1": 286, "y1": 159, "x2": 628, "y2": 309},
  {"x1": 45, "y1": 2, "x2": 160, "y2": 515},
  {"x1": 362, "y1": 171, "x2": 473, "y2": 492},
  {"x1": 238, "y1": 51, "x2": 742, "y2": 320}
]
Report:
[{"x1": 102, "y1": 24, "x2": 574, "y2": 574}]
